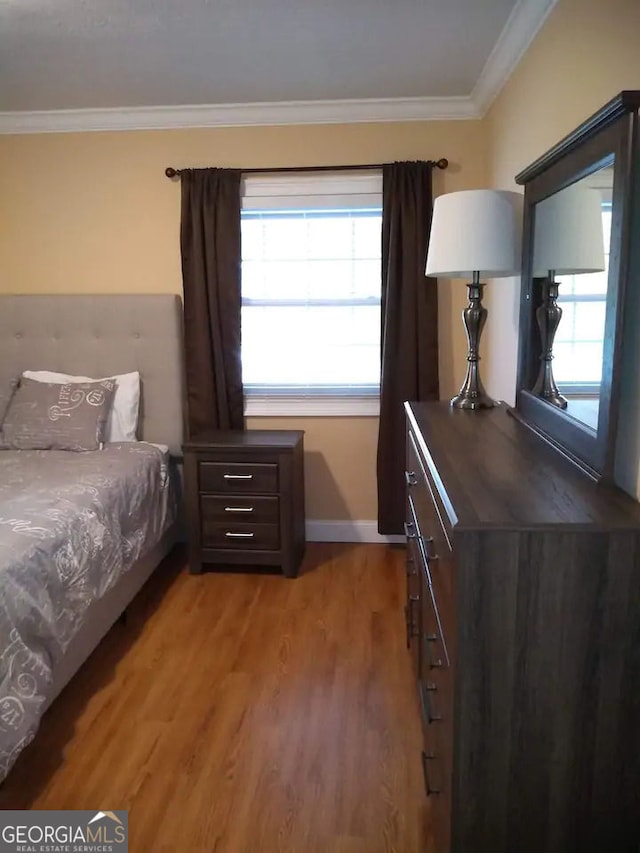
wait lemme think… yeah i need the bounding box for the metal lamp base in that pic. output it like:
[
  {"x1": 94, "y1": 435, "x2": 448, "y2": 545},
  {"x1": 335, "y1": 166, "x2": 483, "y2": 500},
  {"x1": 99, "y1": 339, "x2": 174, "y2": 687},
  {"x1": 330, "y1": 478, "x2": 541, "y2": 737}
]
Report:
[
  {"x1": 451, "y1": 388, "x2": 497, "y2": 410},
  {"x1": 532, "y1": 278, "x2": 567, "y2": 409},
  {"x1": 452, "y1": 275, "x2": 497, "y2": 410}
]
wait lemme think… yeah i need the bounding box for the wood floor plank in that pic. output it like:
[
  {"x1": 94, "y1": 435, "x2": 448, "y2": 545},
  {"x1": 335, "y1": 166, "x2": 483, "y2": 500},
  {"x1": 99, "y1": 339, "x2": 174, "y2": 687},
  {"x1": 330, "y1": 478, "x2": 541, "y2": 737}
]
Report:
[{"x1": 0, "y1": 543, "x2": 428, "y2": 852}]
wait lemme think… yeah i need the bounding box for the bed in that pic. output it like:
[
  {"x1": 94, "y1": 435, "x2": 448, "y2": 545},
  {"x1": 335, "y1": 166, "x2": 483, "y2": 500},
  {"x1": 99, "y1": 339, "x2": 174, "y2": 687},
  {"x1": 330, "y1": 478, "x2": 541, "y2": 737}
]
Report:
[{"x1": 0, "y1": 293, "x2": 184, "y2": 781}]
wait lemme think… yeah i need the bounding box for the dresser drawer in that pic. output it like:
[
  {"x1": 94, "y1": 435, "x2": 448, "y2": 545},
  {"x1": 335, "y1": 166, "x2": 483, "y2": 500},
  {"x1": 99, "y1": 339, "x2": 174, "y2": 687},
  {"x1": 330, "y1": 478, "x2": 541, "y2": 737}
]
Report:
[
  {"x1": 410, "y1": 495, "x2": 456, "y2": 662},
  {"x1": 199, "y1": 461, "x2": 278, "y2": 494},
  {"x1": 421, "y1": 567, "x2": 450, "y2": 671},
  {"x1": 405, "y1": 529, "x2": 422, "y2": 670},
  {"x1": 407, "y1": 428, "x2": 452, "y2": 550},
  {"x1": 201, "y1": 520, "x2": 280, "y2": 550},
  {"x1": 421, "y1": 744, "x2": 452, "y2": 853},
  {"x1": 424, "y1": 662, "x2": 453, "y2": 735},
  {"x1": 201, "y1": 494, "x2": 279, "y2": 524}
]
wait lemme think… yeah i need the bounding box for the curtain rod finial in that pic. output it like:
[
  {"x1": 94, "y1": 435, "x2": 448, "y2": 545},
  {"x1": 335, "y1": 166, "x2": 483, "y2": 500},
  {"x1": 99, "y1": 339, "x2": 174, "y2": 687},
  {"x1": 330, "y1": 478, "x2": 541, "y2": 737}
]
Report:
[
  {"x1": 436, "y1": 158, "x2": 449, "y2": 170},
  {"x1": 165, "y1": 167, "x2": 179, "y2": 179}
]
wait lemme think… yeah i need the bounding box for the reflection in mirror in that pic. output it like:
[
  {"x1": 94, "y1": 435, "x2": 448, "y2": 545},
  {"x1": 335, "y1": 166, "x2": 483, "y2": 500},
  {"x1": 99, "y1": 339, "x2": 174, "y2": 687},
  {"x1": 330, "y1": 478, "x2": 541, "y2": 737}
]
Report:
[{"x1": 531, "y1": 162, "x2": 612, "y2": 430}]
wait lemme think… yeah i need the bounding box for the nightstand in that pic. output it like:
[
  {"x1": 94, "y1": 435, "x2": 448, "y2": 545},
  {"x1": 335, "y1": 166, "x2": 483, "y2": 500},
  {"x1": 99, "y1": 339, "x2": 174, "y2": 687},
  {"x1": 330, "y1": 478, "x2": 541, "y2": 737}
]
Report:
[{"x1": 183, "y1": 430, "x2": 305, "y2": 578}]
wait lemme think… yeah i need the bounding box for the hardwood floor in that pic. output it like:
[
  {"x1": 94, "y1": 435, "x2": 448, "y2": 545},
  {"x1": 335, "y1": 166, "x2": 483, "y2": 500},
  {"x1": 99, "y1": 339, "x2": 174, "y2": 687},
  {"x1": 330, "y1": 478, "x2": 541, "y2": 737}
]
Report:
[{"x1": 0, "y1": 543, "x2": 431, "y2": 852}]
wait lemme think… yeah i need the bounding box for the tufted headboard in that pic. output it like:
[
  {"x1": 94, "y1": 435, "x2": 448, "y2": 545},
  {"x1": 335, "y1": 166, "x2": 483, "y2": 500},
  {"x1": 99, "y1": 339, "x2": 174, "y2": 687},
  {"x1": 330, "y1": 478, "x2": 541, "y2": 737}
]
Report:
[{"x1": 0, "y1": 294, "x2": 185, "y2": 454}]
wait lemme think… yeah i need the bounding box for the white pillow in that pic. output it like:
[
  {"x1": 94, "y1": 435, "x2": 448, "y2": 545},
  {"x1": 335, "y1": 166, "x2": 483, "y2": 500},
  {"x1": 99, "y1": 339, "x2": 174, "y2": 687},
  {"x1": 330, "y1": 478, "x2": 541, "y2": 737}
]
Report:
[{"x1": 22, "y1": 370, "x2": 140, "y2": 443}]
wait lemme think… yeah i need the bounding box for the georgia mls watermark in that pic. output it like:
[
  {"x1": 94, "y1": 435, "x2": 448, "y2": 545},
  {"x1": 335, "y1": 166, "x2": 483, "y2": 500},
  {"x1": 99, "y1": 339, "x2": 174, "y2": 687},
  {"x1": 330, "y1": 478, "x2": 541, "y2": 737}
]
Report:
[{"x1": 0, "y1": 811, "x2": 128, "y2": 853}]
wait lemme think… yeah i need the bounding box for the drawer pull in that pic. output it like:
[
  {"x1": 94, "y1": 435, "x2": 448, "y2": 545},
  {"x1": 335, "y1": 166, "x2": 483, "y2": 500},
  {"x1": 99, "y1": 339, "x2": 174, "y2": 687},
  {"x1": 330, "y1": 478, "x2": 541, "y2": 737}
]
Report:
[
  {"x1": 425, "y1": 634, "x2": 443, "y2": 668},
  {"x1": 406, "y1": 555, "x2": 417, "y2": 578},
  {"x1": 420, "y1": 681, "x2": 443, "y2": 724},
  {"x1": 405, "y1": 594, "x2": 420, "y2": 647},
  {"x1": 423, "y1": 536, "x2": 439, "y2": 561},
  {"x1": 405, "y1": 470, "x2": 418, "y2": 486},
  {"x1": 224, "y1": 473, "x2": 253, "y2": 480},
  {"x1": 225, "y1": 531, "x2": 255, "y2": 538},
  {"x1": 224, "y1": 506, "x2": 254, "y2": 513},
  {"x1": 404, "y1": 521, "x2": 417, "y2": 539},
  {"x1": 421, "y1": 751, "x2": 442, "y2": 796}
]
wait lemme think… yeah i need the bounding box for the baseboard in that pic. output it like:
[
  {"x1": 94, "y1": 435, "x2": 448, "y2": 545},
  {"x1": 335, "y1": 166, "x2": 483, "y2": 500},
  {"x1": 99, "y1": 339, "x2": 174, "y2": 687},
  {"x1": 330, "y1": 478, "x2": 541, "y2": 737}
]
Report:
[{"x1": 305, "y1": 520, "x2": 405, "y2": 544}]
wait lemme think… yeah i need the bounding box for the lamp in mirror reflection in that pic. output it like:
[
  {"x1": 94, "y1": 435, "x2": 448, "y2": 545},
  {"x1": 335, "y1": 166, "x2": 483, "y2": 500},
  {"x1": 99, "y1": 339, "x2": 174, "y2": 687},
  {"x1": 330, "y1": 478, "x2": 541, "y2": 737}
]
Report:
[
  {"x1": 426, "y1": 189, "x2": 522, "y2": 409},
  {"x1": 532, "y1": 181, "x2": 606, "y2": 409}
]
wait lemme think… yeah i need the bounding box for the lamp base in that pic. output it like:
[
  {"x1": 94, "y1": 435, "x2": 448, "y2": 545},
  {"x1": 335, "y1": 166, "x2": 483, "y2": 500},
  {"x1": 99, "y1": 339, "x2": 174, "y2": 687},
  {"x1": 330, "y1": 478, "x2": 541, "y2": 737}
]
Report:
[
  {"x1": 452, "y1": 276, "x2": 497, "y2": 411},
  {"x1": 532, "y1": 278, "x2": 568, "y2": 410},
  {"x1": 450, "y1": 388, "x2": 497, "y2": 410}
]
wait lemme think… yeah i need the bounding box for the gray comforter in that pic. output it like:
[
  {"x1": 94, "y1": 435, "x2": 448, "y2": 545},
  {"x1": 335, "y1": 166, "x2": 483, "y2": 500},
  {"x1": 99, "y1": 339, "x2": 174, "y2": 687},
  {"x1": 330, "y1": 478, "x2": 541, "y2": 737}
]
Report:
[{"x1": 0, "y1": 443, "x2": 174, "y2": 780}]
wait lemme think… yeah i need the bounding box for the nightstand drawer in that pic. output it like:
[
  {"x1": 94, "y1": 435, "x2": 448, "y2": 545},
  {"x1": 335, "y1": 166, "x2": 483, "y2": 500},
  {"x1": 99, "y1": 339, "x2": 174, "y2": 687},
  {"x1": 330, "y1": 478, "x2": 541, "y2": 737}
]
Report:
[
  {"x1": 201, "y1": 494, "x2": 279, "y2": 524},
  {"x1": 199, "y1": 461, "x2": 278, "y2": 494},
  {"x1": 201, "y1": 521, "x2": 280, "y2": 550}
]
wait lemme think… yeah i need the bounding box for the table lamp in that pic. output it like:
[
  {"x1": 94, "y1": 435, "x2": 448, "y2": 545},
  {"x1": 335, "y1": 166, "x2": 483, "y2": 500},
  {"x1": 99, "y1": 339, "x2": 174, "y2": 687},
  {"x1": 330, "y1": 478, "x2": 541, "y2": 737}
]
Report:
[
  {"x1": 531, "y1": 181, "x2": 606, "y2": 408},
  {"x1": 426, "y1": 189, "x2": 522, "y2": 409}
]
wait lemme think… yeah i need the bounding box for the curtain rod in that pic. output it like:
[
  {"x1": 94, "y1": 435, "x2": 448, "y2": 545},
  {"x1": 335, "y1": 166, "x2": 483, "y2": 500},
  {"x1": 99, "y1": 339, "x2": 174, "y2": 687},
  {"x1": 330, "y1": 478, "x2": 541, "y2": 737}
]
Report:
[{"x1": 164, "y1": 159, "x2": 448, "y2": 179}]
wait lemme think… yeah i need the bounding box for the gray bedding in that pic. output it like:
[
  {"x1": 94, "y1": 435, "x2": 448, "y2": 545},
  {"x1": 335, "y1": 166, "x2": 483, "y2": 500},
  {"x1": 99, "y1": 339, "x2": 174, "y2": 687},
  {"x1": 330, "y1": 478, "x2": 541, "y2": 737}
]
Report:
[{"x1": 0, "y1": 443, "x2": 175, "y2": 780}]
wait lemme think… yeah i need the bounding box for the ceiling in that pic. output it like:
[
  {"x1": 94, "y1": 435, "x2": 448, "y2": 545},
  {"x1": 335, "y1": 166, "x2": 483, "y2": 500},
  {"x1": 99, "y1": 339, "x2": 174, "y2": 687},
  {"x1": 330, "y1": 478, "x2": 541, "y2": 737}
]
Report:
[{"x1": 0, "y1": 0, "x2": 556, "y2": 130}]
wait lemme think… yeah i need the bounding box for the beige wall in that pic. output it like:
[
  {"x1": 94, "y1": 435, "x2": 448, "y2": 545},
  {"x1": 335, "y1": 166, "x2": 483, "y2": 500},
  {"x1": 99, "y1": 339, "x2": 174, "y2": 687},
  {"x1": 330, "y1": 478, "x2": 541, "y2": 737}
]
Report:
[
  {"x1": 4, "y1": 0, "x2": 639, "y2": 519},
  {"x1": 0, "y1": 120, "x2": 487, "y2": 521},
  {"x1": 483, "y1": 0, "x2": 640, "y2": 406}
]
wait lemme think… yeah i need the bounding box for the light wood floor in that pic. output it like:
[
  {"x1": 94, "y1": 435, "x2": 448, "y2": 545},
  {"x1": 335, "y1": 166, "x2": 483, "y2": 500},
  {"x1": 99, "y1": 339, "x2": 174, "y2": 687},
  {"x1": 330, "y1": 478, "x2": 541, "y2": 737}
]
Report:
[{"x1": 0, "y1": 543, "x2": 432, "y2": 852}]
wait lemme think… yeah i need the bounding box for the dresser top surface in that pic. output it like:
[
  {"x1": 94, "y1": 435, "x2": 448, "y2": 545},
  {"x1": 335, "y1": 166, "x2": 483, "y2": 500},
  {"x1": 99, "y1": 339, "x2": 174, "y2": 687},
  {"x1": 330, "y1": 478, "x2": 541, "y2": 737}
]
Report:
[
  {"x1": 406, "y1": 401, "x2": 640, "y2": 530},
  {"x1": 184, "y1": 429, "x2": 304, "y2": 451}
]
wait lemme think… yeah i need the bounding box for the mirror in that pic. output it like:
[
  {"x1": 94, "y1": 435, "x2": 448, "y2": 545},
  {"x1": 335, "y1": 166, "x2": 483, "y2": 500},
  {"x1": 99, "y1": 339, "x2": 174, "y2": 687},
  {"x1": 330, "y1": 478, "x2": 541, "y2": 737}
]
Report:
[
  {"x1": 530, "y1": 162, "x2": 613, "y2": 431},
  {"x1": 513, "y1": 91, "x2": 640, "y2": 481}
]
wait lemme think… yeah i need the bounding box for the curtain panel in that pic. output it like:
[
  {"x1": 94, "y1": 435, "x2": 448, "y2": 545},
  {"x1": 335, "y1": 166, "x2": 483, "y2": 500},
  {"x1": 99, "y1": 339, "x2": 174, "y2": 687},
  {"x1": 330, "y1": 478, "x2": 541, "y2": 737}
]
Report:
[
  {"x1": 377, "y1": 162, "x2": 440, "y2": 535},
  {"x1": 180, "y1": 168, "x2": 244, "y2": 436}
]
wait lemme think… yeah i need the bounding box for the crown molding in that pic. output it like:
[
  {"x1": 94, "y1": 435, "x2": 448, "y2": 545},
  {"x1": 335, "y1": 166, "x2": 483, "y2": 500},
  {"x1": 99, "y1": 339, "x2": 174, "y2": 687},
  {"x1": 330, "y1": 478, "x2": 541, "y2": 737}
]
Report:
[
  {"x1": 0, "y1": 95, "x2": 478, "y2": 135},
  {"x1": 0, "y1": 0, "x2": 557, "y2": 135},
  {"x1": 471, "y1": 0, "x2": 559, "y2": 116}
]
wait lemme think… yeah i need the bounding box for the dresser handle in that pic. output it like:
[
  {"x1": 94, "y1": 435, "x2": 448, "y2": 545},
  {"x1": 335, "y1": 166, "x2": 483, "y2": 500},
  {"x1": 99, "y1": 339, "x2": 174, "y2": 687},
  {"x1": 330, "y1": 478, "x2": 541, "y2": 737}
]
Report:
[
  {"x1": 420, "y1": 681, "x2": 443, "y2": 723},
  {"x1": 224, "y1": 506, "x2": 254, "y2": 513},
  {"x1": 404, "y1": 521, "x2": 417, "y2": 539},
  {"x1": 421, "y1": 751, "x2": 442, "y2": 796},
  {"x1": 224, "y1": 473, "x2": 253, "y2": 480},
  {"x1": 406, "y1": 555, "x2": 417, "y2": 578},
  {"x1": 405, "y1": 594, "x2": 420, "y2": 646},
  {"x1": 405, "y1": 470, "x2": 418, "y2": 486},
  {"x1": 425, "y1": 634, "x2": 444, "y2": 668},
  {"x1": 423, "y1": 536, "x2": 439, "y2": 561},
  {"x1": 225, "y1": 531, "x2": 255, "y2": 538}
]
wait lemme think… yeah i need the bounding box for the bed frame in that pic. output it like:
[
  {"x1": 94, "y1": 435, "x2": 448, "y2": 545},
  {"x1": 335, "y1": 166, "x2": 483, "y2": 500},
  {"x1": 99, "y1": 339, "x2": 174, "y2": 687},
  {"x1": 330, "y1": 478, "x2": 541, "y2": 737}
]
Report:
[{"x1": 0, "y1": 293, "x2": 184, "y2": 705}]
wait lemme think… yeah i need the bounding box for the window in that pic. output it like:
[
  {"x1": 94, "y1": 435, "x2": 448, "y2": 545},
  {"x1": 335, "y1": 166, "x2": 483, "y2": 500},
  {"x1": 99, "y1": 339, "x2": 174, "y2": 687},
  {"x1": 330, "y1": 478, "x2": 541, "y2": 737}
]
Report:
[
  {"x1": 241, "y1": 172, "x2": 382, "y2": 416},
  {"x1": 554, "y1": 202, "x2": 611, "y2": 394}
]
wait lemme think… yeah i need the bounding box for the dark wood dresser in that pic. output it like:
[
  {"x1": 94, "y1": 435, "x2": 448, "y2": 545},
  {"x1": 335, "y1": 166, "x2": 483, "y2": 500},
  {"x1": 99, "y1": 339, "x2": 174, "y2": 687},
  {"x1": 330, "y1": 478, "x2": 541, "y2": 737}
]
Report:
[
  {"x1": 183, "y1": 430, "x2": 305, "y2": 578},
  {"x1": 405, "y1": 401, "x2": 640, "y2": 853}
]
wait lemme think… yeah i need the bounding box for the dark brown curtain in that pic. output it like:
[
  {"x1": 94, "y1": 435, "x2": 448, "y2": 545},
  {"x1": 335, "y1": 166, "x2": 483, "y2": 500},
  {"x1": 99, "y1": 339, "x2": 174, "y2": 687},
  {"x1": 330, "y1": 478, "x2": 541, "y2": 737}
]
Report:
[
  {"x1": 180, "y1": 168, "x2": 244, "y2": 436},
  {"x1": 377, "y1": 162, "x2": 439, "y2": 534}
]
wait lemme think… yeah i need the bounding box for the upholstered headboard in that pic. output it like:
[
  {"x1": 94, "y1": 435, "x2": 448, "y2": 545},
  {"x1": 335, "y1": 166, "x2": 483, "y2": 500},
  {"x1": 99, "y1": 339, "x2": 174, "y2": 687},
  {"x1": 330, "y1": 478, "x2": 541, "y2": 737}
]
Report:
[{"x1": 0, "y1": 294, "x2": 184, "y2": 453}]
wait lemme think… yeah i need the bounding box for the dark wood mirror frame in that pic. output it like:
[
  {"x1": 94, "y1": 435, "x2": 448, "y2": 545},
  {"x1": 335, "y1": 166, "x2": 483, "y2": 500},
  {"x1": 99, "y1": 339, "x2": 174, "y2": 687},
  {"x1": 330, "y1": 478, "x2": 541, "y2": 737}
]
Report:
[{"x1": 512, "y1": 90, "x2": 640, "y2": 482}]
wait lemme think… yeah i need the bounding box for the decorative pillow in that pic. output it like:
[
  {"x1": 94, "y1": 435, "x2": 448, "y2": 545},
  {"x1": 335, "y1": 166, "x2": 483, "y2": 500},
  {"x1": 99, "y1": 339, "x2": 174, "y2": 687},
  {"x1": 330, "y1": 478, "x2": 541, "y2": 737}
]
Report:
[
  {"x1": 0, "y1": 377, "x2": 19, "y2": 449},
  {"x1": 22, "y1": 370, "x2": 140, "y2": 443},
  {"x1": 3, "y1": 378, "x2": 116, "y2": 451}
]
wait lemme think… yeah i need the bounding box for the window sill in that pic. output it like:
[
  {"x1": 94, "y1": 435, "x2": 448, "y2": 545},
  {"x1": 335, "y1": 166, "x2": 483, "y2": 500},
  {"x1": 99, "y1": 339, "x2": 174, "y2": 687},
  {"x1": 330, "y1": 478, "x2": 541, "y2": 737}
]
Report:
[{"x1": 244, "y1": 395, "x2": 380, "y2": 417}]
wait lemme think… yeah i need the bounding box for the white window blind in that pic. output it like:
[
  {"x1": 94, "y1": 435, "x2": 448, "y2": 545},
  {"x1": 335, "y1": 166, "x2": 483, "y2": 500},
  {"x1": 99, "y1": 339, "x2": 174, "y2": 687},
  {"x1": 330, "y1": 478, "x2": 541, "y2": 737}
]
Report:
[
  {"x1": 240, "y1": 171, "x2": 382, "y2": 413},
  {"x1": 555, "y1": 204, "x2": 611, "y2": 393}
]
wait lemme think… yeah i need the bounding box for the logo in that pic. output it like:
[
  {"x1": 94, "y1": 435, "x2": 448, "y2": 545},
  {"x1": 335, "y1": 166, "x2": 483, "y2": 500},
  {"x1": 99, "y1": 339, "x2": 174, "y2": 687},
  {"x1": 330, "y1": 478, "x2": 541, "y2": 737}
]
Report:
[
  {"x1": 0, "y1": 810, "x2": 128, "y2": 852},
  {"x1": 87, "y1": 812, "x2": 122, "y2": 827}
]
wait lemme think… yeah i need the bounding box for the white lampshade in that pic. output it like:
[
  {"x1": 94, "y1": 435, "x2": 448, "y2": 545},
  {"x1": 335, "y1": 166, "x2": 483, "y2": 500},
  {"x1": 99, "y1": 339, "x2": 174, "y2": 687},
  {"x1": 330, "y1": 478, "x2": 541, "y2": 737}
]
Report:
[
  {"x1": 533, "y1": 181, "x2": 605, "y2": 276},
  {"x1": 425, "y1": 189, "x2": 523, "y2": 279}
]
